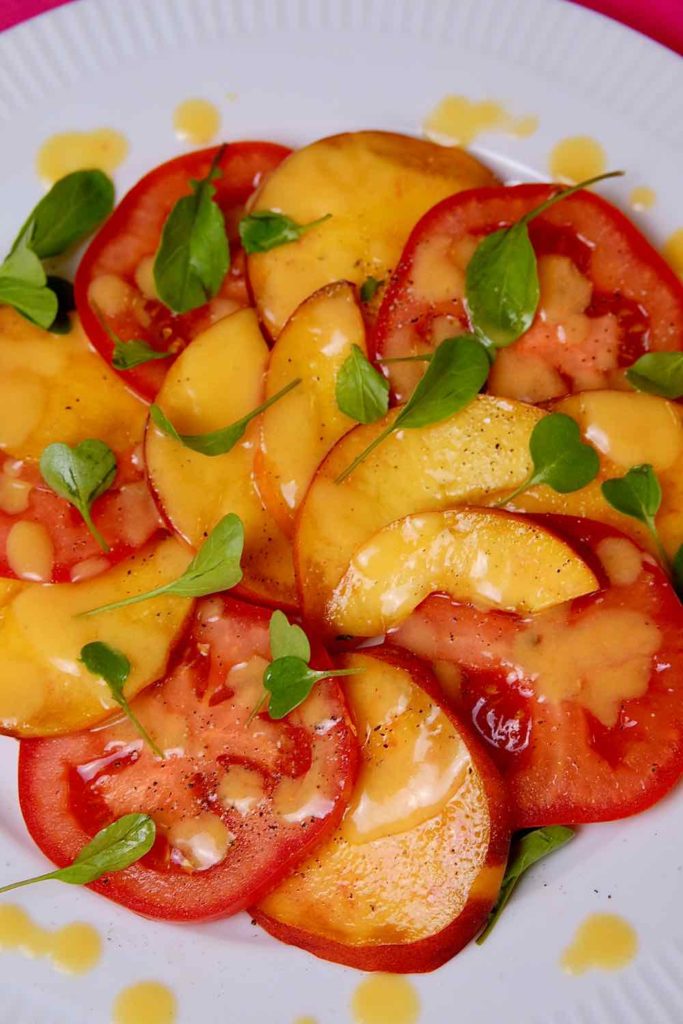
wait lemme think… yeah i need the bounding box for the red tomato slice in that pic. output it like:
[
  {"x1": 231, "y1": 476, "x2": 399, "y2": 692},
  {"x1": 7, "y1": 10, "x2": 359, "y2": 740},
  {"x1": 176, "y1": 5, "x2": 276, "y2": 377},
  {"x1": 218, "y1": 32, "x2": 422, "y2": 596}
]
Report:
[
  {"x1": 0, "y1": 449, "x2": 162, "y2": 583},
  {"x1": 19, "y1": 596, "x2": 358, "y2": 921},
  {"x1": 391, "y1": 516, "x2": 683, "y2": 827},
  {"x1": 373, "y1": 185, "x2": 683, "y2": 403},
  {"x1": 74, "y1": 142, "x2": 291, "y2": 402}
]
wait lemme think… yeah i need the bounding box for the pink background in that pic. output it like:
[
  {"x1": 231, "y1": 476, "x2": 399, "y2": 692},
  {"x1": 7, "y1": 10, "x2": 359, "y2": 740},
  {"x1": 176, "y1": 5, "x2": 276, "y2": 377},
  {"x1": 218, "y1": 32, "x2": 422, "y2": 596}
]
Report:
[{"x1": 0, "y1": 0, "x2": 683, "y2": 53}]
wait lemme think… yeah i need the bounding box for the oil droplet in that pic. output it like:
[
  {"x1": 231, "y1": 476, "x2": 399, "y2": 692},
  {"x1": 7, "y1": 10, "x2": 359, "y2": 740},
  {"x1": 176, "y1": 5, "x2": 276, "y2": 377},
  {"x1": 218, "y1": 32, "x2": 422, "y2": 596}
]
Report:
[
  {"x1": 548, "y1": 136, "x2": 606, "y2": 184},
  {"x1": 423, "y1": 95, "x2": 538, "y2": 147},
  {"x1": 173, "y1": 99, "x2": 221, "y2": 145},
  {"x1": 293, "y1": 1018, "x2": 318, "y2": 1024},
  {"x1": 0, "y1": 905, "x2": 101, "y2": 975},
  {"x1": 663, "y1": 228, "x2": 683, "y2": 278},
  {"x1": 629, "y1": 186, "x2": 656, "y2": 211},
  {"x1": 561, "y1": 913, "x2": 638, "y2": 975},
  {"x1": 36, "y1": 129, "x2": 128, "y2": 184},
  {"x1": 351, "y1": 974, "x2": 420, "y2": 1024},
  {"x1": 113, "y1": 981, "x2": 177, "y2": 1024}
]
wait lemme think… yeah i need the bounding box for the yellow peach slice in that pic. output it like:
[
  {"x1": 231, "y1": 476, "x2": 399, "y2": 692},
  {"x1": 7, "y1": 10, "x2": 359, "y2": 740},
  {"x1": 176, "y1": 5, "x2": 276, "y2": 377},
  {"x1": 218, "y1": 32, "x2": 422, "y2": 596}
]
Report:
[
  {"x1": 0, "y1": 537, "x2": 192, "y2": 737},
  {"x1": 256, "y1": 281, "x2": 367, "y2": 534},
  {"x1": 295, "y1": 395, "x2": 545, "y2": 627},
  {"x1": 145, "y1": 309, "x2": 297, "y2": 608},
  {"x1": 247, "y1": 131, "x2": 497, "y2": 338},
  {"x1": 0, "y1": 307, "x2": 147, "y2": 459},
  {"x1": 327, "y1": 510, "x2": 599, "y2": 635}
]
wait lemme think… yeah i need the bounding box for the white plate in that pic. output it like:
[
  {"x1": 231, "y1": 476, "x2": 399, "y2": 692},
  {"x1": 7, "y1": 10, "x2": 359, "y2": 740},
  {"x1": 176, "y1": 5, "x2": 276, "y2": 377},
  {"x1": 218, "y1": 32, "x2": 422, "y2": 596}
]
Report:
[{"x1": 1, "y1": 1, "x2": 683, "y2": 1021}]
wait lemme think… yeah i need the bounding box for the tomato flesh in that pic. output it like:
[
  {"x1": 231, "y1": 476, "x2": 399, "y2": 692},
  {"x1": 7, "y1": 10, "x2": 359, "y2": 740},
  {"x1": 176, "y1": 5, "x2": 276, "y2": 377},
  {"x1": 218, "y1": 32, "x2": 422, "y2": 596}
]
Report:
[
  {"x1": 75, "y1": 142, "x2": 291, "y2": 401},
  {"x1": 373, "y1": 185, "x2": 683, "y2": 402},
  {"x1": 19, "y1": 596, "x2": 357, "y2": 920},
  {"x1": 391, "y1": 517, "x2": 683, "y2": 827}
]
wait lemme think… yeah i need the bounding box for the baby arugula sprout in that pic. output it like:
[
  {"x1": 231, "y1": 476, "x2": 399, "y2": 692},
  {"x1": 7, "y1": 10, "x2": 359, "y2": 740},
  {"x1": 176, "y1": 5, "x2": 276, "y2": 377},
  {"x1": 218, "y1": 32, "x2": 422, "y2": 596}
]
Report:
[
  {"x1": 626, "y1": 352, "x2": 683, "y2": 400},
  {"x1": 492, "y1": 413, "x2": 600, "y2": 507},
  {"x1": 80, "y1": 642, "x2": 164, "y2": 758},
  {"x1": 601, "y1": 464, "x2": 670, "y2": 567},
  {"x1": 0, "y1": 813, "x2": 155, "y2": 897},
  {"x1": 465, "y1": 171, "x2": 623, "y2": 351},
  {"x1": 335, "y1": 334, "x2": 490, "y2": 484},
  {"x1": 153, "y1": 147, "x2": 230, "y2": 314},
  {"x1": 98, "y1": 318, "x2": 172, "y2": 371},
  {"x1": 359, "y1": 276, "x2": 384, "y2": 303},
  {"x1": 247, "y1": 609, "x2": 312, "y2": 723},
  {"x1": 239, "y1": 211, "x2": 332, "y2": 254},
  {"x1": 336, "y1": 345, "x2": 389, "y2": 424},
  {"x1": 0, "y1": 170, "x2": 114, "y2": 329},
  {"x1": 150, "y1": 378, "x2": 301, "y2": 456},
  {"x1": 81, "y1": 512, "x2": 244, "y2": 616},
  {"x1": 40, "y1": 439, "x2": 117, "y2": 552},
  {"x1": 477, "y1": 826, "x2": 575, "y2": 943}
]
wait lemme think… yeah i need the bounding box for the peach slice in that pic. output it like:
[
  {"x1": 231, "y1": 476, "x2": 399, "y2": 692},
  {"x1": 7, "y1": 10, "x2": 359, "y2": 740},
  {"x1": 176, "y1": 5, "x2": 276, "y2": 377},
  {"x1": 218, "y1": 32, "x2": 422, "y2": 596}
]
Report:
[
  {"x1": 247, "y1": 131, "x2": 497, "y2": 338},
  {"x1": 0, "y1": 307, "x2": 147, "y2": 460},
  {"x1": 295, "y1": 395, "x2": 546, "y2": 628},
  {"x1": 327, "y1": 510, "x2": 598, "y2": 635},
  {"x1": 0, "y1": 536, "x2": 192, "y2": 737},
  {"x1": 254, "y1": 646, "x2": 509, "y2": 973},
  {"x1": 255, "y1": 281, "x2": 367, "y2": 534},
  {"x1": 145, "y1": 309, "x2": 297, "y2": 608}
]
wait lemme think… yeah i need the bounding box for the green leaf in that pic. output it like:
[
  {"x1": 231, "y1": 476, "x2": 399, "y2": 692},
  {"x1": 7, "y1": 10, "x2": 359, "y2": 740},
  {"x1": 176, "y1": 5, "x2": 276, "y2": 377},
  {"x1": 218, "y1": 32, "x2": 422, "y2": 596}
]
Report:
[
  {"x1": 626, "y1": 352, "x2": 683, "y2": 399},
  {"x1": 153, "y1": 154, "x2": 229, "y2": 314},
  {"x1": 0, "y1": 814, "x2": 155, "y2": 895},
  {"x1": 494, "y1": 413, "x2": 599, "y2": 506},
  {"x1": 269, "y1": 610, "x2": 311, "y2": 662},
  {"x1": 46, "y1": 275, "x2": 75, "y2": 334},
  {"x1": 335, "y1": 345, "x2": 389, "y2": 424},
  {"x1": 82, "y1": 512, "x2": 244, "y2": 615},
  {"x1": 0, "y1": 230, "x2": 57, "y2": 329},
  {"x1": 477, "y1": 826, "x2": 575, "y2": 943},
  {"x1": 79, "y1": 641, "x2": 164, "y2": 758},
  {"x1": 0, "y1": 230, "x2": 46, "y2": 285},
  {"x1": 264, "y1": 656, "x2": 358, "y2": 719},
  {"x1": 359, "y1": 276, "x2": 384, "y2": 303},
  {"x1": 335, "y1": 335, "x2": 490, "y2": 483},
  {"x1": 112, "y1": 338, "x2": 172, "y2": 371},
  {"x1": 150, "y1": 378, "x2": 301, "y2": 457},
  {"x1": 239, "y1": 211, "x2": 332, "y2": 254},
  {"x1": 466, "y1": 221, "x2": 539, "y2": 349},
  {"x1": 601, "y1": 464, "x2": 667, "y2": 565},
  {"x1": 12, "y1": 170, "x2": 115, "y2": 259},
  {"x1": 39, "y1": 439, "x2": 117, "y2": 552}
]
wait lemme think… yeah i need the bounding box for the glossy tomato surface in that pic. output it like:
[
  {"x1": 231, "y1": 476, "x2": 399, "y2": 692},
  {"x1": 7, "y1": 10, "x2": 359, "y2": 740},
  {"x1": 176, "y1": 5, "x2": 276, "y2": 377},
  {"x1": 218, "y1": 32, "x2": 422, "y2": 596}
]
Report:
[
  {"x1": 75, "y1": 142, "x2": 290, "y2": 401},
  {"x1": 392, "y1": 517, "x2": 683, "y2": 827},
  {"x1": 19, "y1": 596, "x2": 357, "y2": 920}
]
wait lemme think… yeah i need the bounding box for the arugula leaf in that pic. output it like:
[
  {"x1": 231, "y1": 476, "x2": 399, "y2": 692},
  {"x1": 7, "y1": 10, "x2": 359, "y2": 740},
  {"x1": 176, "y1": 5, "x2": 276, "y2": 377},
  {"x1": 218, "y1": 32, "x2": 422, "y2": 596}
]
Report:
[
  {"x1": 269, "y1": 609, "x2": 311, "y2": 662},
  {"x1": 239, "y1": 211, "x2": 332, "y2": 254},
  {"x1": 335, "y1": 335, "x2": 490, "y2": 483},
  {"x1": 626, "y1": 352, "x2": 683, "y2": 400},
  {"x1": 477, "y1": 826, "x2": 575, "y2": 943},
  {"x1": 46, "y1": 275, "x2": 75, "y2": 334},
  {"x1": 336, "y1": 345, "x2": 389, "y2": 424},
  {"x1": 80, "y1": 642, "x2": 164, "y2": 758},
  {"x1": 465, "y1": 172, "x2": 622, "y2": 349},
  {"x1": 359, "y1": 276, "x2": 384, "y2": 303},
  {"x1": 112, "y1": 338, "x2": 172, "y2": 371},
  {"x1": 39, "y1": 439, "x2": 117, "y2": 552},
  {"x1": 82, "y1": 513, "x2": 244, "y2": 615},
  {"x1": 493, "y1": 413, "x2": 599, "y2": 506},
  {"x1": 0, "y1": 230, "x2": 58, "y2": 329},
  {"x1": 264, "y1": 656, "x2": 358, "y2": 720},
  {"x1": 150, "y1": 378, "x2": 301, "y2": 456},
  {"x1": 0, "y1": 814, "x2": 155, "y2": 895},
  {"x1": 153, "y1": 151, "x2": 230, "y2": 314},
  {"x1": 12, "y1": 170, "x2": 114, "y2": 259},
  {"x1": 601, "y1": 464, "x2": 669, "y2": 565}
]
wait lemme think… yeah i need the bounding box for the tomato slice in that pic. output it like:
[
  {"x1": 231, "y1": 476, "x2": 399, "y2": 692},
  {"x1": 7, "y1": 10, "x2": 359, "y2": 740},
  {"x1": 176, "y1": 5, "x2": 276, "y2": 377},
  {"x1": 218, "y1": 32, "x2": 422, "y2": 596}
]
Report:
[
  {"x1": 373, "y1": 185, "x2": 683, "y2": 403},
  {"x1": 74, "y1": 142, "x2": 291, "y2": 402},
  {"x1": 0, "y1": 449, "x2": 162, "y2": 583},
  {"x1": 391, "y1": 516, "x2": 683, "y2": 827},
  {"x1": 18, "y1": 596, "x2": 358, "y2": 921}
]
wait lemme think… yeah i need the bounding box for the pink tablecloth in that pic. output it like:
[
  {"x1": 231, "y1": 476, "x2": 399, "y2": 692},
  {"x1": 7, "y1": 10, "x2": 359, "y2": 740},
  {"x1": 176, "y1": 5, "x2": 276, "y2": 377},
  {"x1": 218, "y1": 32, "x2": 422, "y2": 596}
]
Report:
[{"x1": 0, "y1": 0, "x2": 682, "y2": 52}]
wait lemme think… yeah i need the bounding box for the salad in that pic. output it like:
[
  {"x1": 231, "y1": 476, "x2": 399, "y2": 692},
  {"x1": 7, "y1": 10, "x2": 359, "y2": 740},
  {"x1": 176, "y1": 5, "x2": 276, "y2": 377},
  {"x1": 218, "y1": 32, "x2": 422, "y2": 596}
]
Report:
[{"x1": 0, "y1": 129, "x2": 682, "y2": 973}]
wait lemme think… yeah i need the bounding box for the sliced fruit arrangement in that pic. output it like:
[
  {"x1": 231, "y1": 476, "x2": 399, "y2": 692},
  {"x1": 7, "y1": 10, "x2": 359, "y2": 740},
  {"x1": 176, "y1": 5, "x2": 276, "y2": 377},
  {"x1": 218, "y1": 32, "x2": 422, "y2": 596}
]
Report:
[
  {"x1": 19, "y1": 596, "x2": 358, "y2": 920},
  {"x1": 255, "y1": 646, "x2": 509, "y2": 972},
  {"x1": 1, "y1": 130, "x2": 683, "y2": 975}
]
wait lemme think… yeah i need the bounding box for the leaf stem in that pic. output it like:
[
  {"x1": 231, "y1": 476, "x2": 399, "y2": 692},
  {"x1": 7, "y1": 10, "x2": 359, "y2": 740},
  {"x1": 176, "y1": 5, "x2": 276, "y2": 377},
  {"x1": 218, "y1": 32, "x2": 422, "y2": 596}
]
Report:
[
  {"x1": 334, "y1": 420, "x2": 397, "y2": 484},
  {"x1": 246, "y1": 692, "x2": 268, "y2": 727},
  {"x1": 81, "y1": 506, "x2": 110, "y2": 554},
  {"x1": 245, "y1": 377, "x2": 302, "y2": 420},
  {"x1": 122, "y1": 705, "x2": 165, "y2": 759},
  {"x1": 646, "y1": 517, "x2": 671, "y2": 572},
  {"x1": 521, "y1": 171, "x2": 624, "y2": 225},
  {"x1": 376, "y1": 354, "x2": 432, "y2": 365},
  {"x1": 489, "y1": 473, "x2": 535, "y2": 509},
  {"x1": 79, "y1": 582, "x2": 173, "y2": 618},
  {"x1": 0, "y1": 871, "x2": 57, "y2": 896}
]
